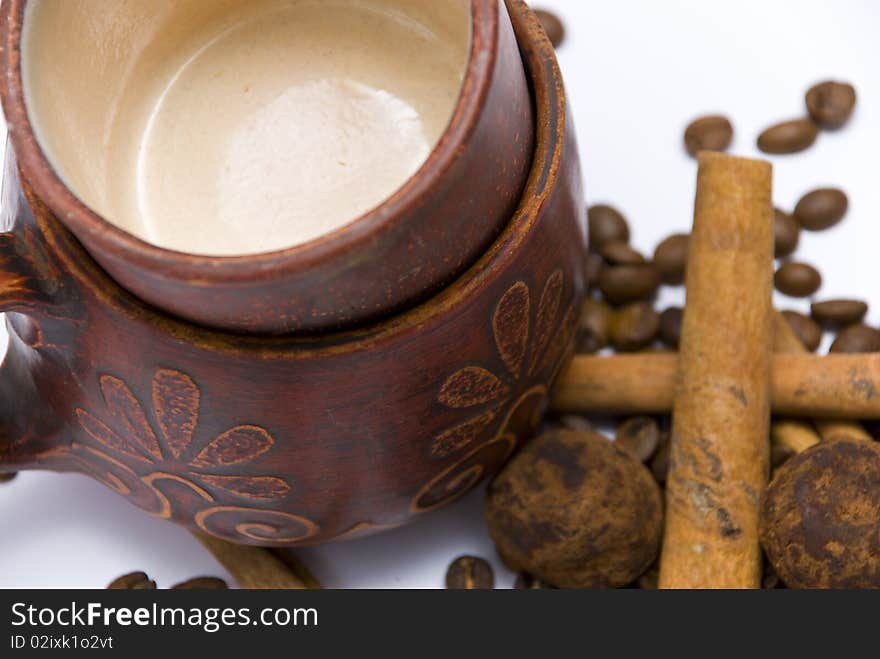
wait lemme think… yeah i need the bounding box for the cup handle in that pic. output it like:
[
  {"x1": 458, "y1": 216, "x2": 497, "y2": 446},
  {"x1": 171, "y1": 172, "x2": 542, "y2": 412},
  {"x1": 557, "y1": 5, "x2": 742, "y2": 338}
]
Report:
[
  {"x1": 0, "y1": 231, "x2": 39, "y2": 312},
  {"x1": 0, "y1": 178, "x2": 60, "y2": 473}
]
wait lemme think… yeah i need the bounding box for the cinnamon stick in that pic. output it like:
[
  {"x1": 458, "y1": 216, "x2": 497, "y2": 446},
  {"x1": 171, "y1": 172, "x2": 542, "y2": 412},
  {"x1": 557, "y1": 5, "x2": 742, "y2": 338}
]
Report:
[
  {"x1": 550, "y1": 353, "x2": 880, "y2": 418},
  {"x1": 658, "y1": 152, "x2": 773, "y2": 589},
  {"x1": 773, "y1": 311, "x2": 872, "y2": 444},
  {"x1": 194, "y1": 533, "x2": 312, "y2": 589}
]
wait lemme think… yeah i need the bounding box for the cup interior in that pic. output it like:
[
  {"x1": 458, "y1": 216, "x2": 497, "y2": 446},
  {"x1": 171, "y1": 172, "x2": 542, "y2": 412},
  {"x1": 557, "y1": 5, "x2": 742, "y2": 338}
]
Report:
[{"x1": 21, "y1": 0, "x2": 471, "y2": 256}]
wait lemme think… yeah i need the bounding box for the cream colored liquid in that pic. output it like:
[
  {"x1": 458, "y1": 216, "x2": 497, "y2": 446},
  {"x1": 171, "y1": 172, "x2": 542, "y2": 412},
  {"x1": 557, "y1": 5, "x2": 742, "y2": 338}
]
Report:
[{"x1": 23, "y1": 0, "x2": 470, "y2": 255}]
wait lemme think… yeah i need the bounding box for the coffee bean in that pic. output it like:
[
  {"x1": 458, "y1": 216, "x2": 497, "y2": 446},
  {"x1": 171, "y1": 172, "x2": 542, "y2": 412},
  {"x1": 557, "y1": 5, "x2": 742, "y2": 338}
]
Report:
[
  {"x1": 588, "y1": 204, "x2": 630, "y2": 251},
  {"x1": 584, "y1": 252, "x2": 603, "y2": 289},
  {"x1": 805, "y1": 80, "x2": 856, "y2": 128},
  {"x1": 811, "y1": 299, "x2": 868, "y2": 327},
  {"x1": 781, "y1": 310, "x2": 822, "y2": 352},
  {"x1": 513, "y1": 572, "x2": 555, "y2": 589},
  {"x1": 650, "y1": 441, "x2": 670, "y2": 484},
  {"x1": 577, "y1": 299, "x2": 613, "y2": 353},
  {"x1": 774, "y1": 262, "x2": 821, "y2": 297},
  {"x1": 616, "y1": 416, "x2": 661, "y2": 463},
  {"x1": 107, "y1": 571, "x2": 156, "y2": 590},
  {"x1": 601, "y1": 241, "x2": 645, "y2": 266},
  {"x1": 757, "y1": 118, "x2": 819, "y2": 154},
  {"x1": 598, "y1": 264, "x2": 660, "y2": 304},
  {"x1": 658, "y1": 306, "x2": 683, "y2": 348},
  {"x1": 0, "y1": 472, "x2": 17, "y2": 484},
  {"x1": 534, "y1": 9, "x2": 565, "y2": 48},
  {"x1": 653, "y1": 233, "x2": 689, "y2": 284},
  {"x1": 683, "y1": 115, "x2": 733, "y2": 157},
  {"x1": 171, "y1": 576, "x2": 228, "y2": 590},
  {"x1": 793, "y1": 188, "x2": 848, "y2": 231},
  {"x1": 445, "y1": 555, "x2": 494, "y2": 589},
  {"x1": 773, "y1": 208, "x2": 800, "y2": 258},
  {"x1": 830, "y1": 324, "x2": 880, "y2": 353},
  {"x1": 611, "y1": 302, "x2": 660, "y2": 352}
]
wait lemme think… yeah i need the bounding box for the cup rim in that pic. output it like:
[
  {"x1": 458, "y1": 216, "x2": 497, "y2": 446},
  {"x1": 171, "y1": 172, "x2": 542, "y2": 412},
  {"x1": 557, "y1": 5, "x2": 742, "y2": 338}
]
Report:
[
  {"x1": 0, "y1": 0, "x2": 499, "y2": 284},
  {"x1": 28, "y1": 0, "x2": 567, "y2": 355}
]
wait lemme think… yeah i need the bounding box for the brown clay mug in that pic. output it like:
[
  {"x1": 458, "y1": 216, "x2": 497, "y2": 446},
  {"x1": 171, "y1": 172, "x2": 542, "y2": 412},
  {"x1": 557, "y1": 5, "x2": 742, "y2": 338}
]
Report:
[
  {"x1": 0, "y1": 0, "x2": 585, "y2": 546},
  {"x1": 0, "y1": 0, "x2": 535, "y2": 334}
]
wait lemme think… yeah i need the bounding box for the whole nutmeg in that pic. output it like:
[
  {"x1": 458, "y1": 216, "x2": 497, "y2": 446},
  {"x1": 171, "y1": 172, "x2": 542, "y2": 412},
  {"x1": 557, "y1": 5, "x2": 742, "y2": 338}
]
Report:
[
  {"x1": 485, "y1": 429, "x2": 663, "y2": 589},
  {"x1": 760, "y1": 437, "x2": 880, "y2": 589}
]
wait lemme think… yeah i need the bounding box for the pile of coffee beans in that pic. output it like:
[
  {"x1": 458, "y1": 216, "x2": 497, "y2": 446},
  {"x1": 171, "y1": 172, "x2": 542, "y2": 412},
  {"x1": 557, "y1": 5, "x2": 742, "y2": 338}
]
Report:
[
  {"x1": 474, "y1": 70, "x2": 877, "y2": 589},
  {"x1": 757, "y1": 81, "x2": 856, "y2": 154}
]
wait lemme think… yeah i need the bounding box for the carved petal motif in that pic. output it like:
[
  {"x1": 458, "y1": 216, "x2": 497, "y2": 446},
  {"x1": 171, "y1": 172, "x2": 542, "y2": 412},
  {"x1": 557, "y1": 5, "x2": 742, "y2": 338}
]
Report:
[
  {"x1": 75, "y1": 409, "x2": 152, "y2": 463},
  {"x1": 430, "y1": 409, "x2": 496, "y2": 459},
  {"x1": 152, "y1": 369, "x2": 199, "y2": 459},
  {"x1": 99, "y1": 375, "x2": 162, "y2": 461},
  {"x1": 413, "y1": 433, "x2": 518, "y2": 513},
  {"x1": 529, "y1": 270, "x2": 563, "y2": 375},
  {"x1": 493, "y1": 281, "x2": 530, "y2": 378},
  {"x1": 199, "y1": 474, "x2": 291, "y2": 501},
  {"x1": 438, "y1": 366, "x2": 508, "y2": 408},
  {"x1": 191, "y1": 425, "x2": 274, "y2": 468}
]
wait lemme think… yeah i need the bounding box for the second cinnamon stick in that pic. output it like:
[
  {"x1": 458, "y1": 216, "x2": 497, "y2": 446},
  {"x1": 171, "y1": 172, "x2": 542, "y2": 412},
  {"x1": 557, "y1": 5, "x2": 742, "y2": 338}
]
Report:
[{"x1": 550, "y1": 353, "x2": 880, "y2": 418}]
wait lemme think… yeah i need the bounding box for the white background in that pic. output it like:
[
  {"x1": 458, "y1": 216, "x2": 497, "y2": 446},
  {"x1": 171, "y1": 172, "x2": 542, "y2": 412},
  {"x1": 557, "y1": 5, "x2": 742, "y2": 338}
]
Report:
[{"x1": 1, "y1": 0, "x2": 879, "y2": 588}]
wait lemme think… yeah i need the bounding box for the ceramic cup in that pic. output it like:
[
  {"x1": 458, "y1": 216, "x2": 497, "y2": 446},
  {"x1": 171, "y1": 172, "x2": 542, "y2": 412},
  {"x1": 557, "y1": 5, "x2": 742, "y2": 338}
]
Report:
[
  {"x1": 0, "y1": 0, "x2": 535, "y2": 334},
  {"x1": 0, "y1": 0, "x2": 585, "y2": 546}
]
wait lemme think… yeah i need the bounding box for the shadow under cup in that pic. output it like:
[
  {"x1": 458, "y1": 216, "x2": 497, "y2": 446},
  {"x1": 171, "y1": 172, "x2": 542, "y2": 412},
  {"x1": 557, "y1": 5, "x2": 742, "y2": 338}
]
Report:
[{"x1": 10, "y1": 0, "x2": 535, "y2": 334}]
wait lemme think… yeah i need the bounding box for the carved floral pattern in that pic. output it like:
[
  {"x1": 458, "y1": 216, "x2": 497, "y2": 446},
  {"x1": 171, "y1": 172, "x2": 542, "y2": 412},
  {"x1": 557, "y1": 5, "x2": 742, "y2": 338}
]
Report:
[
  {"x1": 411, "y1": 270, "x2": 578, "y2": 513},
  {"x1": 61, "y1": 271, "x2": 576, "y2": 544},
  {"x1": 72, "y1": 368, "x2": 318, "y2": 544}
]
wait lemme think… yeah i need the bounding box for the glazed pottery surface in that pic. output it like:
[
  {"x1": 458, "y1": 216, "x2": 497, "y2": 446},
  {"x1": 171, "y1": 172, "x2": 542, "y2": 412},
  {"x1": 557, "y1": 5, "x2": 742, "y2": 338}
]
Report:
[
  {"x1": 1, "y1": 0, "x2": 535, "y2": 334},
  {"x1": 0, "y1": 0, "x2": 585, "y2": 545}
]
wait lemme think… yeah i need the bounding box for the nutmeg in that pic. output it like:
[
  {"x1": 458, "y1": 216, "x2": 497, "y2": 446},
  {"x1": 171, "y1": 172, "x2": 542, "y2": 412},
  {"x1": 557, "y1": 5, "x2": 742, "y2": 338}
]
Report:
[
  {"x1": 485, "y1": 428, "x2": 663, "y2": 588},
  {"x1": 760, "y1": 436, "x2": 880, "y2": 589}
]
